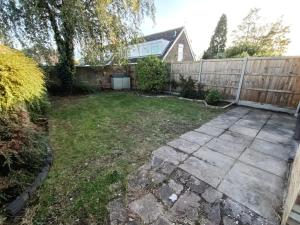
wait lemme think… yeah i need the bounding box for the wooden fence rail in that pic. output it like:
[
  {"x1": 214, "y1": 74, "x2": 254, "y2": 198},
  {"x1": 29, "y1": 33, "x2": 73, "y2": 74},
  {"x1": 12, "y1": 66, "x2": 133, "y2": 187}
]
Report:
[{"x1": 169, "y1": 56, "x2": 300, "y2": 113}]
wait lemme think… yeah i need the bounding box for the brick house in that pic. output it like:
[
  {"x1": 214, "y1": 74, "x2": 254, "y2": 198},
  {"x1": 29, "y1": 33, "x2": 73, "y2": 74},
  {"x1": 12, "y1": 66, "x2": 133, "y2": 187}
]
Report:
[{"x1": 128, "y1": 27, "x2": 195, "y2": 63}]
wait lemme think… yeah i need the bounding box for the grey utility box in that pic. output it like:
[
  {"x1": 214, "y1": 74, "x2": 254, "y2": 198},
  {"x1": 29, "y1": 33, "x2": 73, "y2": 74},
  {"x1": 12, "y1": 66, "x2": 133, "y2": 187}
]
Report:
[{"x1": 111, "y1": 74, "x2": 131, "y2": 90}]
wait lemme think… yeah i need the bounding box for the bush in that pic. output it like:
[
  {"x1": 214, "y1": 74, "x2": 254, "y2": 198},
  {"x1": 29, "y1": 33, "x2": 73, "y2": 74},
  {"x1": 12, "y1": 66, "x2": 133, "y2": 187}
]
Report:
[
  {"x1": 205, "y1": 89, "x2": 222, "y2": 105},
  {"x1": 27, "y1": 94, "x2": 50, "y2": 122},
  {"x1": 0, "y1": 45, "x2": 48, "y2": 206},
  {"x1": 136, "y1": 56, "x2": 168, "y2": 93},
  {"x1": 178, "y1": 75, "x2": 206, "y2": 99},
  {"x1": 72, "y1": 83, "x2": 98, "y2": 95},
  {"x1": 179, "y1": 75, "x2": 198, "y2": 99},
  {"x1": 0, "y1": 45, "x2": 45, "y2": 111}
]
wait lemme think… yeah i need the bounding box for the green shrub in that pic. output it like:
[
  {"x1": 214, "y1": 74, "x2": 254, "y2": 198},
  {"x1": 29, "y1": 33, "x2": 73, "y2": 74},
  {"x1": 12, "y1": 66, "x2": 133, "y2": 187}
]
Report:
[
  {"x1": 179, "y1": 75, "x2": 198, "y2": 99},
  {"x1": 0, "y1": 45, "x2": 45, "y2": 111},
  {"x1": 136, "y1": 56, "x2": 168, "y2": 93},
  {"x1": 205, "y1": 89, "x2": 222, "y2": 105},
  {"x1": 27, "y1": 94, "x2": 50, "y2": 122},
  {"x1": 178, "y1": 75, "x2": 206, "y2": 99},
  {"x1": 72, "y1": 83, "x2": 98, "y2": 95},
  {"x1": 0, "y1": 45, "x2": 48, "y2": 208}
]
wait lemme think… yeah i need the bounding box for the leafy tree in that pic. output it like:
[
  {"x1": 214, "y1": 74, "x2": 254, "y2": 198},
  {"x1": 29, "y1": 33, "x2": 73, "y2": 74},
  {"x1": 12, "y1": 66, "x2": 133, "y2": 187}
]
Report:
[
  {"x1": 22, "y1": 44, "x2": 59, "y2": 66},
  {"x1": 226, "y1": 8, "x2": 290, "y2": 58},
  {"x1": 203, "y1": 14, "x2": 227, "y2": 59},
  {"x1": 0, "y1": 0, "x2": 155, "y2": 94}
]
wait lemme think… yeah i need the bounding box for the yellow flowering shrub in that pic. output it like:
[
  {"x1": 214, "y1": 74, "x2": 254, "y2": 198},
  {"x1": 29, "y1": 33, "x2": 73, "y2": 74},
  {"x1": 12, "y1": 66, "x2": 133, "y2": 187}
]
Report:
[{"x1": 0, "y1": 45, "x2": 45, "y2": 111}]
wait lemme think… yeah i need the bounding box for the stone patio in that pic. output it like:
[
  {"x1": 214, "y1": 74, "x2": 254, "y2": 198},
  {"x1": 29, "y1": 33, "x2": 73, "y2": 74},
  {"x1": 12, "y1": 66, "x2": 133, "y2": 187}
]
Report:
[{"x1": 108, "y1": 107, "x2": 299, "y2": 225}]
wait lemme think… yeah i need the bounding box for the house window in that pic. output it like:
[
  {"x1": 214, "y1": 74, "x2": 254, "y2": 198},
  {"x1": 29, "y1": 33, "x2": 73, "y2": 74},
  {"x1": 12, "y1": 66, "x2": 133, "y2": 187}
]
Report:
[
  {"x1": 178, "y1": 44, "x2": 184, "y2": 61},
  {"x1": 151, "y1": 45, "x2": 159, "y2": 54}
]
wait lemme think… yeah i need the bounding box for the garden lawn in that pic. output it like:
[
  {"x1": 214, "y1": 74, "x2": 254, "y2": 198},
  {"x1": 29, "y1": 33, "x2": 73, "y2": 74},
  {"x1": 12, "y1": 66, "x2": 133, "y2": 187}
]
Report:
[{"x1": 28, "y1": 92, "x2": 222, "y2": 225}]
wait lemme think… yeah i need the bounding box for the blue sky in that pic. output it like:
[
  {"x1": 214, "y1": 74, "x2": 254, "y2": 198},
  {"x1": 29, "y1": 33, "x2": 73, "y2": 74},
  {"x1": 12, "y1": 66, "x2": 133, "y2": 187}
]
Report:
[{"x1": 140, "y1": 0, "x2": 300, "y2": 58}]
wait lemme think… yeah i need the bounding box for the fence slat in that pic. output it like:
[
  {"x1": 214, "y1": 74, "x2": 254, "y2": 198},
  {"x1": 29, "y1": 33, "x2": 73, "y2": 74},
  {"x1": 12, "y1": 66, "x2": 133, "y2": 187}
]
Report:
[
  {"x1": 236, "y1": 58, "x2": 248, "y2": 103},
  {"x1": 169, "y1": 56, "x2": 300, "y2": 109}
]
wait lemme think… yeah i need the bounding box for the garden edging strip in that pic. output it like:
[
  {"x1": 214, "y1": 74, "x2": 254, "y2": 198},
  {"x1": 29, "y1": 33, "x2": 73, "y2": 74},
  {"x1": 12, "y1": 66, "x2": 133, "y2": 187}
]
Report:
[{"x1": 5, "y1": 145, "x2": 53, "y2": 216}]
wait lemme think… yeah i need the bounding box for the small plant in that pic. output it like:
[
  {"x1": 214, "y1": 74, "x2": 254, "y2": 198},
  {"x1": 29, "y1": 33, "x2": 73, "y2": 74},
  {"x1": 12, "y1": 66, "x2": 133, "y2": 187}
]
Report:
[
  {"x1": 170, "y1": 79, "x2": 179, "y2": 91},
  {"x1": 205, "y1": 89, "x2": 222, "y2": 105},
  {"x1": 72, "y1": 82, "x2": 98, "y2": 95},
  {"x1": 179, "y1": 75, "x2": 198, "y2": 99},
  {"x1": 136, "y1": 56, "x2": 168, "y2": 93}
]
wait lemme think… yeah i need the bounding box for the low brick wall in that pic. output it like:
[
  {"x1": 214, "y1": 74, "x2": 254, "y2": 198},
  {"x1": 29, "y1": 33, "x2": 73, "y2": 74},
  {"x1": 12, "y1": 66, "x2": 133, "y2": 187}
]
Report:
[{"x1": 46, "y1": 65, "x2": 137, "y2": 90}]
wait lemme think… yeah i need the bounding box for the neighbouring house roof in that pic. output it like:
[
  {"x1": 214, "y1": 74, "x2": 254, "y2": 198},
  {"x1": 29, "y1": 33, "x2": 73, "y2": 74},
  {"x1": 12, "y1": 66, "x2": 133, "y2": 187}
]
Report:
[{"x1": 128, "y1": 27, "x2": 185, "y2": 63}]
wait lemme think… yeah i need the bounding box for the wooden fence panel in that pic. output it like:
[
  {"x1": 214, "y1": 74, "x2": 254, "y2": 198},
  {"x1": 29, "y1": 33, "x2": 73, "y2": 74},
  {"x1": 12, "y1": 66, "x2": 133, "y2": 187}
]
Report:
[
  {"x1": 240, "y1": 57, "x2": 300, "y2": 108},
  {"x1": 200, "y1": 59, "x2": 244, "y2": 99},
  {"x1": 169, "y1": 56, "x2": 300, "y2": 109}
]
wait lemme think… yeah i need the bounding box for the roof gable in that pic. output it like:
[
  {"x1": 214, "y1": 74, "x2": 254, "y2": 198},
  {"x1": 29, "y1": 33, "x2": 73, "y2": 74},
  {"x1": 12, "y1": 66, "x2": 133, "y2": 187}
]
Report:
[
  {"x1": 143, "y1": 27, "x2": 184, "y2": 42},
  {"x1": 128, "y1": 27, "x2": 186, "y2": 63}
]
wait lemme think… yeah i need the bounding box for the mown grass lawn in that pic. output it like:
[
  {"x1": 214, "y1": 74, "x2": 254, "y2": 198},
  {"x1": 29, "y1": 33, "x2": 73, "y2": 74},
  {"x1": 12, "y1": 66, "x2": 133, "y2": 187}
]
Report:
[{"x1": 27, "y1": 92, "x2": 222, "y2": 225}]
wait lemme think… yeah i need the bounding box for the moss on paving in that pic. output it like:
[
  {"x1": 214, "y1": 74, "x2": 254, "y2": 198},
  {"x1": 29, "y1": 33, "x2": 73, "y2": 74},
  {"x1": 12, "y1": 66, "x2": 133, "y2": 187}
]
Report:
[{"x1": 27, "y1": 92, "x2": 222, "y2": 225}]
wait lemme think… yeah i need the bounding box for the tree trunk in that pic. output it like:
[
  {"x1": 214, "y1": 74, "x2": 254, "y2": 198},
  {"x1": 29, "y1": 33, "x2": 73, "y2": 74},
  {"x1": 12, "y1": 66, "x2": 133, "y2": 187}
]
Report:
[
  {"x1": 57, "y1": 44, "x2": 75, "y2": 95},
  {"x1": 57, "y1": 22, "x2": 75, "y2": 95}
]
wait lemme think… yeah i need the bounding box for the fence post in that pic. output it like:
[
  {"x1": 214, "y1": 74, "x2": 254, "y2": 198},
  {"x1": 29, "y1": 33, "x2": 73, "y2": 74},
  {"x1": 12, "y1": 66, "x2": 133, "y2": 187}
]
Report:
[
  {"x1": 197, "y1": 59, "x2": 204, "y2": 84},
  {"x1": 235, "y1": 57, "x2": 248, "y2": 103}
]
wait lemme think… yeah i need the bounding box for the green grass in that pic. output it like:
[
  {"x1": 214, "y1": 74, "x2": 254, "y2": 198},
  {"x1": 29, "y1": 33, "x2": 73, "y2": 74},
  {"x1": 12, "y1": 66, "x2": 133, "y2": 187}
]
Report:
[{"x1": 28, "y1": 92, "x2": 222, "y2": 225}]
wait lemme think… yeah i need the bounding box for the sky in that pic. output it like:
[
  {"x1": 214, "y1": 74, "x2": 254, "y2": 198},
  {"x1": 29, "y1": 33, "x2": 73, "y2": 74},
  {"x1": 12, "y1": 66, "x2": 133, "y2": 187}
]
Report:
[{"x1": 140, "y1": 0, "x2": 300, "y2": 59}]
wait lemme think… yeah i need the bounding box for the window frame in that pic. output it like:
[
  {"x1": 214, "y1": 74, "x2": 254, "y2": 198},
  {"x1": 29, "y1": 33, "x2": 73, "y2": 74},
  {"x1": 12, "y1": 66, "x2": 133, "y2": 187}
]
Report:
[{"x1": 178, "y1": 43, "x2": 184, "y2": 62}]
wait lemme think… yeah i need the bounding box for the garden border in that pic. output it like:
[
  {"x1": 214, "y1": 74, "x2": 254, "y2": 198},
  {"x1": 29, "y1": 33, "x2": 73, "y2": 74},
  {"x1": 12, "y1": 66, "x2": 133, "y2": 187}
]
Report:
[
  {"x1": 5, "y1": 145, "x2": 53, "y2": 216},
  {"x1": 139, "y1": 93, "x2": 234, "y2": 109}
]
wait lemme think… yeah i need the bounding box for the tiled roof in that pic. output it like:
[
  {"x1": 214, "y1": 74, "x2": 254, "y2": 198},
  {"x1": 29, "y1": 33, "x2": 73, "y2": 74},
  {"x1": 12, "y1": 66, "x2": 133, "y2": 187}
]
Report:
[{"x1": 129, "y1": 27, "x2": 184, "y2": 63}]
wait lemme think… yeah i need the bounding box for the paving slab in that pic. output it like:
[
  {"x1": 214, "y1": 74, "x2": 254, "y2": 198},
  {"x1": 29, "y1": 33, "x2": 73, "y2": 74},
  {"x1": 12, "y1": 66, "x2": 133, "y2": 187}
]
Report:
[
  {"x1": 201, "y1": 186, "x2": 223, "y2": 203},
  {"x1": 270, "y1": 113, "x2": 296, "y2": 129},
  {"x1": 249, "y1": 138, "x2": 294, "y2": 161},
  {"x1": 194, "y1": 125, "x2": 225, "y2": 137},
  {"x1": 205, "y1": 137, "x2": 246, "y2": 159},
  {"x1": 168, "y1": 179, "x2": 183, "y2": 194},
  {"x1": 243, "y1": 110, "x2": 272, "y2": 121},
  {"x1": 223, "y1": 107, "x2": 250, "y2": 118},
  {"x1": 229, "y1": 124, "x2": 259, "y2": 137},
  {"x1": 216, "y1": 114, "x2": 241, "y2": 121},
  {"x1": 179, "y1": 155, "x2": 233, "y2": 188},
  {"x1": 152, "y1": 216, "x2": 173, "y2": 225},
  {"x1": 257, "y1": 129, "x2": 293, "y2": 144},
  {"x1": 234, "y1": 119, "x2": 265, "y2": 130},
  {"x1": 167, "y1": 138, "x2": 200, "y2": 154},
  {"x1": 180, "y1": 131, "x2": 213, "y2": 146},
  {"x1": 203, "y1": 116, "x2": 237, "y2": 129},
  {"x1": 219, "y1": 131, "x2": 253, "y2": 146},
  {"x1": 152, "y1": 146, "x2": 188, "y2": 165},
  {"x1": 186, "y1": 176, "x2": 209, "y2": 194},
  {"x1": 129, "y1": 193, "x2": 163, "y2": 223},
  {"x1": 239, "y1": 148, "x2": 287, "y2": 177},
  {"x1": 193, "y1": 146, "x2": 235, "y2": 170},
  {"x1": 263, "y1": 124, "x2": 295, "y2": 138},
  {"x1": 218, "y1": 162, "x2": 284, "y2": 219},
  {"x1": 166, "y1": 191, "x2": 201, "y2": 224}
]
